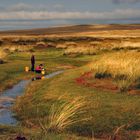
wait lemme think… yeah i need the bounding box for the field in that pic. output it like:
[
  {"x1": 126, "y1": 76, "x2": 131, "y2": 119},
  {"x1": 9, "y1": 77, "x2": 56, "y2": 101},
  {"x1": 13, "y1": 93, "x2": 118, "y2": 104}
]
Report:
[{"x1": 0, "y1": 24, "x2": 140, "y2": 140}]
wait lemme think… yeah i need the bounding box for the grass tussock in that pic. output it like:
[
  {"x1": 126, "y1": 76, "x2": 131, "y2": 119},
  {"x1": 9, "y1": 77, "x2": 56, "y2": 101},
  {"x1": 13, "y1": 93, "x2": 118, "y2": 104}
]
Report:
[
  {"x1": 64, "y1": 46, "x2": 97, "y2": 55},
  {"x1": 3, "y1": 45, "x2": 34, "y2": 53},
  {"x1": 0, "y1": 49, "x2": 7, "y2": 59},
  {"x1": 0, "y1": 45, "x2": 35, "y2": 56},
  {"x1": 89, "y1": 51, "x2": 140, "y2": 92},
  {"x1": 121, "y1": 41, "x2": 140, "y2": 48},
  {"x1": 56, "y1": 42, "x2": 77, "y2": 49},
  {"x1": 38, "y1": 95, "x2": 91, "y2": 134},
  {"x1": 63, "y1": 40, "x2": 140, "y2": 55},
  {"x1": 47, "y1": 96, "x2": 90, "y2": 133}
]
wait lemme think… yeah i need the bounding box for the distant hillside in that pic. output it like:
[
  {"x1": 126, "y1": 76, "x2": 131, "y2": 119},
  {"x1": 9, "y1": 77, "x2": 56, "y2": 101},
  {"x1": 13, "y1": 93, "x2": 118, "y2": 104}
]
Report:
[{"x1": 0, "y1": 24, "x2": 140, "y2": 36}]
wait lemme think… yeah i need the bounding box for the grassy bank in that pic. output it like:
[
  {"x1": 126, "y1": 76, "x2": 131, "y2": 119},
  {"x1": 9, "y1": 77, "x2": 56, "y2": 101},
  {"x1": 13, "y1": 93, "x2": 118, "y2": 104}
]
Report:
[
  {"x1": 0, "y1": 27, "x2": 140, "y2": 139},
  {"x1": 14, "y1": 58, "x2": 140, "y2": 139},
  {"x1": 0, "y1": 125, "x2": 90, "y2": 140},
  {"x1": 0, "y1": 48, "x2": 92, "y2": 92}
]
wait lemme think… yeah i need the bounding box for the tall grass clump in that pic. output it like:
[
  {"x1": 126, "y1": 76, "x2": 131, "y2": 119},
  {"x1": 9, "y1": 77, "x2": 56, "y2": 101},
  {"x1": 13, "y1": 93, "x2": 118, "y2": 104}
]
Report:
[
  {"x1": 120, "y1": 41, "x2": 140, "y2": 49},
  {"x1": 56, "y1": 42, "x2": 77, "y2": 49},
  {"x1": 0, "y1": 48, "x2": 7, "y2": 61},
  {"x1": 115, "y1": 78, "x2": 133, "y2": 92},
  {"x1": 64, "y1": 41, "x2": 118, "y2": 55},
  {"x1": 39, "y1": 96, "x2": 91, "y2": 133},
  {"x1": 64, "y1": 40, "x2": 140, "y2": 56},
  {"x1": 64, "y1": 46, "x2": 97, "y2": 55},
  {"x1": 89, "y1": 51, "x2": 140, "y2": 92},
  {"x1": 0, "y1": 47, "x2": 10, "y2": 64},
  {"x1": 3, "y1": 45, "x2": 34, "y2": 53}
]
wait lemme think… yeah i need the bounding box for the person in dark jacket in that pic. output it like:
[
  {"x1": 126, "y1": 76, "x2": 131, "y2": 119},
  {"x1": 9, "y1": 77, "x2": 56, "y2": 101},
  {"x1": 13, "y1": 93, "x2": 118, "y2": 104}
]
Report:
[{"x1": 31, "y1": 54, "x2": 35, "y2": 71}]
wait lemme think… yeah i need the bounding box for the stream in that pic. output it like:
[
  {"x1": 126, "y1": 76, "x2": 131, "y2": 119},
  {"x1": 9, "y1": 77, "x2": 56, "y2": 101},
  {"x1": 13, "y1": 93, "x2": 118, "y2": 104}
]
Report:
[{"x1": 0, "y1": 70, "x2": 64, "y2": 125}]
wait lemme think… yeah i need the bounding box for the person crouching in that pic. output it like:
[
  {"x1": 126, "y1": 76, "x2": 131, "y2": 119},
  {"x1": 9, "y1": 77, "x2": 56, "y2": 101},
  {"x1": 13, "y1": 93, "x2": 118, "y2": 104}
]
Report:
[{"x1": 35, "y1": 64, "x2": 43, "y2": 73}]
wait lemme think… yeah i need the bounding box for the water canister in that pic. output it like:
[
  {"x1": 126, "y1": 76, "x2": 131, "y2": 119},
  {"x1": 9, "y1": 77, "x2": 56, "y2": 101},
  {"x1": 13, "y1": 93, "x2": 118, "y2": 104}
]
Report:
[
  {"x1": 41, "y1": 70, "x2": 45, "y2": 75},
  {"x1": 25, "y1": 66, "x2": 29, "y2": 72}
]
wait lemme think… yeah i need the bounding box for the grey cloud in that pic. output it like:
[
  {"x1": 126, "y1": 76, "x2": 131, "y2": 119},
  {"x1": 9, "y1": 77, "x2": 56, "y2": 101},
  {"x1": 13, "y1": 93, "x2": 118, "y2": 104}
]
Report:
[
  {"x1": 53, "y1": 4, "x2": 64, "y2": 9},
  {"x1": 0, "y1": 9, "x2": 139, "y2": 20},
  {"x1": 5, "y1": 3, "x2": 64, "y2": 12},
  {"x1": 112, "y1": 0, "x2": 140, "y2": 4},
  {"x1": 7, "y1": 3, "x2": 33, "y2": 11}
]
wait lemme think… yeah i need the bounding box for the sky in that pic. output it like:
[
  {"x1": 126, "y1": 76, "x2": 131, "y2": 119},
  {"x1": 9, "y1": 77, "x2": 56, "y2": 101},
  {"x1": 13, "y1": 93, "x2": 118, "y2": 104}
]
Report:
[{"x1": 0, "y1": 0, "x2": 140, "y2": 30}]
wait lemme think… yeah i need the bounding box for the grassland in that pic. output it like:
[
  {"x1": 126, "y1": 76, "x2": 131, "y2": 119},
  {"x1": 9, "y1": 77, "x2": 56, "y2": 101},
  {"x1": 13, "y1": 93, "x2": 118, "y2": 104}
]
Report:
[
  {"x1": 89, "y1": 51, "x2": 140, "y2": 93},
  {"x1": 0, "y1": 24, "x2": 140, "y2": 37},
  {"x1": 0, "y1": 47, "x2": 93, "y2": 92},
  {"x1": 0, "y1": 24, "x2": 140, "y2": 140},
  {"x1": 14, "y1": 59, "x2": 140, "y2": 139}
]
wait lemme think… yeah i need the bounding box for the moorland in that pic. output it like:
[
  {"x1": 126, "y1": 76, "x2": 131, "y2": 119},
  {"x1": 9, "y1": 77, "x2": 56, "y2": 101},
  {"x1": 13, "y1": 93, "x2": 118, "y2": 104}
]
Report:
[{"x1": 0, "y1": 24, "x2": 140, "y2": 140}]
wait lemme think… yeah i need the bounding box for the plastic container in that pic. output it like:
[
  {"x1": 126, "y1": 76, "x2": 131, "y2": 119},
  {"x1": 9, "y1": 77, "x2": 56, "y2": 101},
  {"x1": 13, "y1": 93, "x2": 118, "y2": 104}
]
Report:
[
  {"x1": 25, "y1": 66, "x2": 29, "y2": 72},
  {"x1": 41, "y1": 70, "x2": 45, "y2": 75}
]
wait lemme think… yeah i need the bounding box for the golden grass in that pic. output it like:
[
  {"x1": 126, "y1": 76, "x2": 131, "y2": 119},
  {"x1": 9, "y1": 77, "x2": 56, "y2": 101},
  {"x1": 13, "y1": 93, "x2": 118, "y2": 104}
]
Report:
[
  {"x1": 0, "y1": 24, "x2": 140, "y2": 38},
  {"x1": 90, "y1": 52, "x2": 140, "y2": 79},
  {"x1": 89, "y1": 51, "x2": 140, "y2": 91},
  {"x1": 64, "y1": 46, "x2": 97, "y2": 55},
  {"x1": 56, "y1": 42, "x2": 77, "y2": 49},
  {"x1": 38, "y1": 96, "x2": 91, "y2": 133},
  {"x1": 36, "y1": 41, "x2": 46, "y2": 46},
  {"x1": 0, "y1": 49, "x2": 7, "y2": 59},
  {"x1": 121, "y1": 41, "x2": 140, "y2": 48},
  {"x1": 64, "y1": 40, "x2": 140, "y2": 55},
  {"x1": 2, "y1": 45, "x2": 34, "y2": 53}
]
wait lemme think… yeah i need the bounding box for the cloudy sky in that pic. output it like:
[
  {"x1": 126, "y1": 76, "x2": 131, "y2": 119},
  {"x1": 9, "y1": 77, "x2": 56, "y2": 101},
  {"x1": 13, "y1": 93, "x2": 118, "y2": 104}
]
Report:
[{"x1": 0, "y1": 0, "x2": 140, "y2": 30}]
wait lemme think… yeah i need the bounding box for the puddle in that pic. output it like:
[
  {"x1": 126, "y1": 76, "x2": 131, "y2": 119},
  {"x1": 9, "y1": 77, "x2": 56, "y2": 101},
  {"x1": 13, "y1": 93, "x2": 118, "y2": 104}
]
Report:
[{"x1": 0, "y1": 70, "x2": 64, "y2": 125}]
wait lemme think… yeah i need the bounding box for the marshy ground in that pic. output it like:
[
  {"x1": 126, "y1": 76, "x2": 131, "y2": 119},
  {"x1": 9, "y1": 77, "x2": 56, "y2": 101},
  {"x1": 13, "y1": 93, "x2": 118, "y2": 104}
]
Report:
[{"x1": 0, "y1": 24, "x2": 140, "y2": 140}]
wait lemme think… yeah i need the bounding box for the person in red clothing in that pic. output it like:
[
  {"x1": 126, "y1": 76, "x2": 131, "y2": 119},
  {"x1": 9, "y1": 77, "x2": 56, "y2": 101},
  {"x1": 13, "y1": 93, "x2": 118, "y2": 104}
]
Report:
[{"x1": 35, "y1": 64, "x2": 43, "y2": 73}]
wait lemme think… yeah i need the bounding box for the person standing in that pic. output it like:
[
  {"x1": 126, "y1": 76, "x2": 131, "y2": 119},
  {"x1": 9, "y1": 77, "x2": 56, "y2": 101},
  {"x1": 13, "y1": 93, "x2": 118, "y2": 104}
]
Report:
[{"x1": 31, "y1": 54, "x2": 35, "y2": 71}]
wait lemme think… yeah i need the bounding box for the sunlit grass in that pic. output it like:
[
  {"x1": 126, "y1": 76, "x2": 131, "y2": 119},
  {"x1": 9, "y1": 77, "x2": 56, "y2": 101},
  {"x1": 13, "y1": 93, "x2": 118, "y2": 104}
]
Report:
[
  {"x1": 63, "y1": 40, "x2": 140, "y2": 55},
  {"x1": 0, "y1": 34, "x2": 140, "y2": 139},
  {"x1": 47, "y1": 96, "x2": 90, "y2": 133},
  {"x1": 2, "y1": 44, "x2": 34, "y2": 53},
  {"x1": 89, "y1": 51, "x2": 140, "y2": 91},
  {"x1": 14, "y1": 63, "x2": 140, "y2": 139},
  {"x1": 0, "y1": 48, "x2": 7, "y2": 59}
]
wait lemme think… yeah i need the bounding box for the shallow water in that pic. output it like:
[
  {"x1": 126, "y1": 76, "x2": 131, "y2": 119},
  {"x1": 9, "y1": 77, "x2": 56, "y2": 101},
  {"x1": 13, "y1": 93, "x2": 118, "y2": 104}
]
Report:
[
  {"x1": 44, "y1": 70, "x2": 64, "y2": 79},
  {"x1": 0, "y1": 70, "x2": 64, "y2": 125}
]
